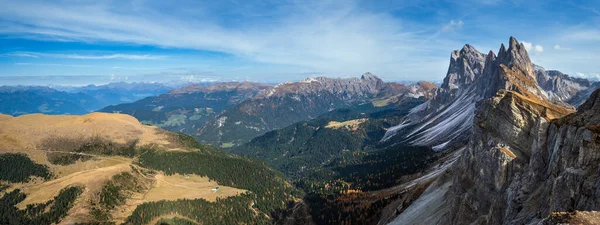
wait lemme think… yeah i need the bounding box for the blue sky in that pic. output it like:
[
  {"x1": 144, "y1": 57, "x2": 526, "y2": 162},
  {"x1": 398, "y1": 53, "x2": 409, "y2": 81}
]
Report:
[{"x1": 0, "y1": 0, "x2": 598, "y2": 85}]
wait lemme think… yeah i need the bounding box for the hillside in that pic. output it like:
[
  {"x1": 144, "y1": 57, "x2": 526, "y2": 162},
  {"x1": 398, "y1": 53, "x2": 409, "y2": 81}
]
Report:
[
  {"x1": 0, "y1": 113, "x2": 299, "y2": 225},
  {"x1": 99, "y1": 81, "x2": 271, "y2": 137},
  {"x1": 232, "y1": 97, "x2": 427, "y2": 180},
  {"x1": 197, "y1": 74, "x2": 436, "y2": 147},
  {"x1": 230, "y1": 91, "x2": 445, "y2": 225}
]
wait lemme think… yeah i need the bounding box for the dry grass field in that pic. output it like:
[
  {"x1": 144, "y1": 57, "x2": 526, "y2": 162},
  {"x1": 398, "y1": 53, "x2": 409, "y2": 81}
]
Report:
[
  {"x1": 112, "y1": 174, "x2": 246, "y2": 224},
  {"x1": 0, "y1": 113, "x2": 246, "y2": 224},
  {"x1": 325, "y1": 118, "x2": 368, "y2": 131},
  {"x1": 0, "y1": 112, "x2": 171, "y2": 151}
]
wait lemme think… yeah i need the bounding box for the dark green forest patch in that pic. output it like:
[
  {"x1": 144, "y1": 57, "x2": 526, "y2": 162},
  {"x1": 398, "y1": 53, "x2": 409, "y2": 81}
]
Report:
[
  {"x1": 0, "y1": 186, "x2": 83, "y2": 224},
  {"x1": 0, "y1": 153, "x2": 51, "y2": 183}
]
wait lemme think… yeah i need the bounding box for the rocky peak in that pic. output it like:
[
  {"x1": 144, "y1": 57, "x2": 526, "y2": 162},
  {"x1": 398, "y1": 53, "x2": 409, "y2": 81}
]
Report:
[
  {"x1": 498, "y1": 36, "x2": 535, "y2": 81},
  {"x1": 257, "y1": 74, "x2": 385, "y2": 99},
  {"x1": 390, "y1": 38, "x2": 599, "y2": 225},
  {"x1": 169, "y1": 82, "x2": 271, "y2": 94},
  {"x1": 477, "y1": 37, "x2": 548, "y2": 101},
  {"x1": 360, "y1": 72, "x2": 378, "y2": 80},
  {"x1": 441, "y1": 44, "x2": 487, "y2": 90}
]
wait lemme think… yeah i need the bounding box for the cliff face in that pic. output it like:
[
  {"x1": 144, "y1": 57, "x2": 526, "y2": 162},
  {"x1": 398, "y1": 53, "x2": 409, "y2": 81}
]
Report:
[
  {"x1": 444, "y1": 88, "x2": 600, "y2": 225},
  {"x1": 381, "y1": 37, "x2": 598, "y2": 151},
  {"x1": 390, "y1": 37, "x2": 600, "y2": 225},
  {"x1": 442, "y1": 44, "x2": 487, "y2": 90},
  {"x1": 382, "y1": 37, "x2": 551, "y2": 149}
]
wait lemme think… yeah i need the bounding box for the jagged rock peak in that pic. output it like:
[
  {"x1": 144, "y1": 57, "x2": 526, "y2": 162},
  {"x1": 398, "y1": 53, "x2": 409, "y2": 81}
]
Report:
[
  {"x1": 486, "y1": 50, "x2": 496, "y2": 61},
  {"x1": 498, "y1": 43, "x2": 507, "y2": 58},
  {"x1": 442, "y1": 44, "x2": 487, "y2": 90},
  {"x1": 360, "y1": 72, "x2": 379, "y2": 80},
  {"x1": 497, "y1": 36, "x2": 535, "y2": 81},
  {"x1": 460, "y1": 44, "x2": 478, "y2": 53}
]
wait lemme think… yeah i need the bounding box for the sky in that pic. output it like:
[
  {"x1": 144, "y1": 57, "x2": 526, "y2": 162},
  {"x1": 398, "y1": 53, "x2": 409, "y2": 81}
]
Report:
[{"x1": 0, "y1": 0, "x2": 599, "y2": 85}]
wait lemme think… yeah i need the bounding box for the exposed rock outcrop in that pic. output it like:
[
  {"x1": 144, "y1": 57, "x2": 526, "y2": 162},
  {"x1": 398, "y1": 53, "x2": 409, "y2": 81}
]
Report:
[
  {"x1": 390, "y1": 37, "x2": 600, "y2": 225},
  {"x1": 381, "y1": 37, "x2": 597, "y2": 151},
  {"x1": 534, "y1": 65, "x2": 599, "y2": 106}
]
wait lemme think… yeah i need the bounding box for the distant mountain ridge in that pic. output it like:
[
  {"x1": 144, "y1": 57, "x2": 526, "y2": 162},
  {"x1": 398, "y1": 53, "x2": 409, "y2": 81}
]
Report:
[
  {"x1": 0, "y1": 82, "x2": 174, "y2": 116},
  {"x1": 55, "y1": 82, "x2": 172, "y2": 107},
  {"x1": 0, "y1": 86, "x2": 103, "y2": 116},
  {"x1": 196, "y1": 73, "x2": 436, "y2": 147},
  {"x1": 99, "y1": 81, "x2": 271, "y2": 135},
  {"x1": 534, "y1": 65, "x2": 600, "y2": 106}
]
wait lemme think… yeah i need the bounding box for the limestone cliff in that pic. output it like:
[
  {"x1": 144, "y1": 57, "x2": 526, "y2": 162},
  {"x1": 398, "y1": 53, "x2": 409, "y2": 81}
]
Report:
[{"x1": 390, "y1": 37, "x2": 600, "y2": 225}]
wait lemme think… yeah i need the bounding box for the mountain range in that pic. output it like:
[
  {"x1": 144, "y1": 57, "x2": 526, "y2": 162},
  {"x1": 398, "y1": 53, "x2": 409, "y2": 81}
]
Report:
[
  {"x1": 1, "y1": 36, "x2": 600, "y2": 225},
  {"x1": 0, "y1": 82, "x2": 172, "y2": 116}
]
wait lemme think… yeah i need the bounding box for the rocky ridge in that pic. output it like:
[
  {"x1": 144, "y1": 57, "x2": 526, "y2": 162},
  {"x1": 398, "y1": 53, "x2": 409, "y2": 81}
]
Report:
[
  {"x1": 196, "y1": 73, "x2": 436, "y2": 147},
  {"x1": 389, "y1": 37, "x2": 600, "y2": 225},
  {"x1": 381, "y1": 37, "x2": 596, "y2": 151}
]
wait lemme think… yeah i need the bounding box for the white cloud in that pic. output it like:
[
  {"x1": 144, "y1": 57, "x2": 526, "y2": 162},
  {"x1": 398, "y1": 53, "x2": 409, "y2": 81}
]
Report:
[
  {"x1": 522, "y1": 41, "x2": 533, "y2": 51},
  {"x1": 553, "y1": 45, "x2": 571, "y2": 50},
  {"x1": 521, "y1": 41, "x2": 543, "y2": 54},
  {"x1": 8, "y1": 52, "x2": 164, "y2": 60},
  {"x1": 574, "y1": 72, "x2": 600, "y2": 80},
  {"x1": 442, "y1": 20, "x2": 464, "y2": 32},
  {"x1": 14, "y1": 62, "x2": 94, "y2": 67},
  {"x1": 0, "y1": 0, "x2": 461, "y2": 81}
]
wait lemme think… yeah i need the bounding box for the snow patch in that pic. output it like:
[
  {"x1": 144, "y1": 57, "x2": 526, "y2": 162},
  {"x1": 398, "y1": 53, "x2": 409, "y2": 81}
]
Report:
[
  {"x1": 301, "y1": 77, "x2": 320, "y2": 84},
  {"x1": 217, "y1": 116, "x2": 227, "y2": 128}
]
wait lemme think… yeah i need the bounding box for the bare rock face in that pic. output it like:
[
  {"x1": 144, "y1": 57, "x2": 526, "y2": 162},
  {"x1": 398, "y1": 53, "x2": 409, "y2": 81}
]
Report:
[
  {"x1": 534, "y1": 65, "x2": 599, "y2": 106},
  {"x1": 382, "y1": 36, "x2": 599, "y2": 152},
  {"x1": 442, "y1": 88, "x2": 600, "y2": 225},
  {"x1": 390, "y1": 37, "x2": 600, "y2": 225},
  {"x1": 381, "y1": 37, "x2": 552, "y2": 149},
  {"x1": 442, "y1": 44, "x2": 487, "y2": 90}
]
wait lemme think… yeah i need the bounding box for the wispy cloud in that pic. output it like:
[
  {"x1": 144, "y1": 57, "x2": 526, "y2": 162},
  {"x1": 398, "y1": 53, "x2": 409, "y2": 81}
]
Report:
[
  {"x1": 7, "y1": 52, "x2": 164, "y2": 60},
  {"x1": 521, "y1": 41, "x2": 544, "y2": 54},
  {"x1": 553, "y1": 45, "x2": 571, "y2": 51},
  {"x1": 15, "y1": 62, "x2": 94, "y2": 67},
  {"x1": 0, "y1": 0, "x2": 598, "y2": 83},
  {"x1": 442, "y1": 20, "x2": 464, "y2": 32},
  {"x1": 0, "y1": 0, "x2": 456, "y2": 80}
]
